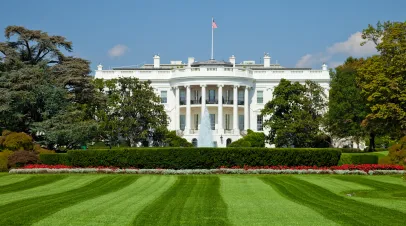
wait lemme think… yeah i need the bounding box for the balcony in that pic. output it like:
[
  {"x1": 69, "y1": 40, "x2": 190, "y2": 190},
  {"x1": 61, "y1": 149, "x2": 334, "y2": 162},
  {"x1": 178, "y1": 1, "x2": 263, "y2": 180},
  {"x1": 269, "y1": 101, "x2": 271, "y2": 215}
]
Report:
[{"x1": 180, "y1": 99, "x2": 245, "y2": 106}]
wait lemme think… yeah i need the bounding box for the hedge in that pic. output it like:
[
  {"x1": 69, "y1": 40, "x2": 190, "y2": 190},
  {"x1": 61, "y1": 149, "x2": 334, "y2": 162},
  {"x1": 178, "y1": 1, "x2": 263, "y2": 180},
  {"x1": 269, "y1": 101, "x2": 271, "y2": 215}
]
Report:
[
  {"x1": 40, "y1": 148, "x2": 341, "y2": 169},
  {"x1": 40, "y1": 153, "x2": 70, "y2": 165},
  {"x1": 339, "y1": 154, "x2": 379, "y2": 165}
]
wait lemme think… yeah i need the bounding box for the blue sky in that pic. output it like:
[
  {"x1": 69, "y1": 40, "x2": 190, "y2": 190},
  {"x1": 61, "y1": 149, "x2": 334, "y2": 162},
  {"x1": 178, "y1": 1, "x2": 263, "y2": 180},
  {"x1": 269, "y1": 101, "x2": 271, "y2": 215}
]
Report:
[{"x1": 0, "y1": 0, "x2": 405, "y2": 72}]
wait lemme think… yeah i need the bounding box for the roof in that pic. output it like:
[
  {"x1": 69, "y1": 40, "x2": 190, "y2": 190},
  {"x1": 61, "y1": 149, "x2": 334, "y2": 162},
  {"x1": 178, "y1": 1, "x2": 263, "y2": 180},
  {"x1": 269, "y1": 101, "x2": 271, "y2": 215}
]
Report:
[{"x1": 191, "y1": 59, "x2": 233, "y2": 67}]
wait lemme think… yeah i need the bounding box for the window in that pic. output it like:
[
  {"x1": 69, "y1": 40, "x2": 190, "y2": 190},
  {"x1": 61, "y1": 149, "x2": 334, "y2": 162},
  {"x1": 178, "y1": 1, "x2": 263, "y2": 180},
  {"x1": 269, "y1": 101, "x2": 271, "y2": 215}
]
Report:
[
  {"x1": 226, "y1": 138, "x2": 232, "y2": 147},
  {"x1": 257, "y1": 91, "x2": 263, "y2": 104},
  {"x1": 160, "y1": 91, "x2": 167, "y2": 103},
  {"x1": 180, "y1": 115, "x2": 185, "y2": 130},
  {"x1": 194, "y1": 114, "x2": 199, "y2": 130},
  {"x1": 225, "y1": 114, "x2": 231, "y2": 130},
  {"x1": 239, "y1": 115, "x2": 244, "y2": 130},
  {"x1": 257, "y1": 115, "x2": 263, "y2": 131},
  {"x1": 210, "y1": 114, "x2": 215, "y2": 130},
  {"x1": 238, "y1": 90, "x2": 244, "y2": 105},
  {"x1": 180, "y1": 90, "x2": 186, "y2": 105},
  {"x1": 209, "y1": 90, "x2": 215, "y2": 103},
  {"x1": 192, "y1": 138, "x2": 198, "y2": 147}
]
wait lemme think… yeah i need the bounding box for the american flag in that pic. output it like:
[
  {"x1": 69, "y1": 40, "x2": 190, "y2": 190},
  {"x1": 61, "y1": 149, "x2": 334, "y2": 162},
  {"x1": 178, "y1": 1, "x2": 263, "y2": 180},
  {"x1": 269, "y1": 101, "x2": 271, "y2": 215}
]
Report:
[{"x1": 212, "y1": 19, "x2": 218, "y2": 29}]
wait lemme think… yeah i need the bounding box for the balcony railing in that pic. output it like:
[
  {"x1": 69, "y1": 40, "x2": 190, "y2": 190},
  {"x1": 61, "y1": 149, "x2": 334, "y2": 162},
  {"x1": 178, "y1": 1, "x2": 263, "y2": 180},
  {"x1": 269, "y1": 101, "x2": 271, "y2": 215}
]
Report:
[{"x1": 179, "y1": 99, "x2": 245, "y2": 106}]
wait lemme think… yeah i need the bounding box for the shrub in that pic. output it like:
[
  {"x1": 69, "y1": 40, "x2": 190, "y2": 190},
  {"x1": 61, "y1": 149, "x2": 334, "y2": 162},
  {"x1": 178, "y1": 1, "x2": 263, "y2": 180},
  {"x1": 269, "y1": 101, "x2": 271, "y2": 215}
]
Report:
[
  {"x1": 61, "y1": 148, "x2": 341, "y2": 169},
  {"x1": 339, "y1": 154, "x2": 378, "y2": 165},
  {"x1": 229, "y1": 130, "x2": 264, "y2": 147},
  {"x1": 0, "y1": 150, "x2": 13, "y2": 171},
  {"x1": 228, "y1": 139, "x2": 251, "y2": 147},
  {"x1": 386, "y1": 136, "x2": 406, "y2": 166},
  {"x1": 40, "y1": 153, "x2": 70, "y2": 165},
  {"x1": 8, "y1": 151, "x2": 39, "y2": 168},
  {"x1": 164, "y1": 131, "x2": 193, "y2": 147},
  {"x1": 1, "y1": 132, "x2": 34, "y2": 151}
]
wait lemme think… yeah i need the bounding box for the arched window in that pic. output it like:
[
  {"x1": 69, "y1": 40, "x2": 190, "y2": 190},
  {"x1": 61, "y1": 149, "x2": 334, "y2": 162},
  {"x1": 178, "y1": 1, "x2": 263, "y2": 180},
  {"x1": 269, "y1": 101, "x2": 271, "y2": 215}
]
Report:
[
  {"x1": 192, "y1": 138, "x2": 198, "y2": 147},
  {"x1": 226, "y1": 138, "x2": 232, "y2": 147}
]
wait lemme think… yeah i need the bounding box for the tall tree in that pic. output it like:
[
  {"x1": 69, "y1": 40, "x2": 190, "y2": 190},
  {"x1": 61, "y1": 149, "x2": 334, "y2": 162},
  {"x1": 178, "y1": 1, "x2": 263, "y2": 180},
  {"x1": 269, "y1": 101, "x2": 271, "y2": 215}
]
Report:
[
  {"x1": 0, "y1": 26, "x2": 102, "y2": 149},
  {"x1": 357, "y1": 21, "x2": 406, "y2": 138},
  {"x1": 261, "y1": 79, "x2": 327, "y2": 147},
  {"x1": 326, "y1": 57, "x2": 368, "y2": 148},
  {"x1": 95, "y1": 77, "x2": 168, "y2": 147}
]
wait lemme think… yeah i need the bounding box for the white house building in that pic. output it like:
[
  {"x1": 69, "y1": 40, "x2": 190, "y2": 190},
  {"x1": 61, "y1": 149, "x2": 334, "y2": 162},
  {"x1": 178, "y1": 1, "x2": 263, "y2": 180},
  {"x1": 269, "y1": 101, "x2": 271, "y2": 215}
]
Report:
[{"x1": 95, "y1": 53, "x2": 330, "y2": 147}]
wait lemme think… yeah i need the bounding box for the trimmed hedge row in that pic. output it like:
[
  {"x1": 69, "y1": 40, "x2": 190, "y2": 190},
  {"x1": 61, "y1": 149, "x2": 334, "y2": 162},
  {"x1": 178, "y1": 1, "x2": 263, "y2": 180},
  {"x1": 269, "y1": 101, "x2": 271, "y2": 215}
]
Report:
[
  {"x1": 339, "y1": 154, "x2": 379, "y2": 165},
  {"x1": 40, "y1": 153, "x2": 70, "y2": 165},
  {"x1": 40, "y1": 148, "x2": 341, "y2": 169}
]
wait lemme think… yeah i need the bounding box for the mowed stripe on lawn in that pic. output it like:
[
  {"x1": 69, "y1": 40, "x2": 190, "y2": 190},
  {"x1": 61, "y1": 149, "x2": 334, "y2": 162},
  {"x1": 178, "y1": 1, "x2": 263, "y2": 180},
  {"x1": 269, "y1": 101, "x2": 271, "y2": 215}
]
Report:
[
  {"x1": 0, "y1": 175, "x2": 138, "y2": 225},
  {"x1": 220, "y1": 176, "x2": 338, "y2": 226},
  {"x1": 0, "y1": 175, "x2": 104, "y2": 205},
  {"x1": 0, "y1": 174, "x2": 66, "y2": 194},
  {"x1": 34, "y1": 175, "x2": 176, "y2": 226},
  {"x1": 261, "y1": 176, "x2": 406, "y2": 226},
  {"x1": 134, "y1": 175, "x2": 230, "y2": 226}
]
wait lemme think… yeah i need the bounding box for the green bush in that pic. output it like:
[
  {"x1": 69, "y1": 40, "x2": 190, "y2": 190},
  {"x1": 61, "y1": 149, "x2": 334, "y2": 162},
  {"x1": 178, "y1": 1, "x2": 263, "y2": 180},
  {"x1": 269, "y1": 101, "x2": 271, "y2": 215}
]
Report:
[
  {"x1": 52, "y1": 148, "x2": 341, "y2": 169},
  {"x1": 0, "y1": 132, "x2": 33, "y2": 151},
  {"x1": 40, "y1": 153, "x2": 70, "y2": 165},
  {"x1": 228, "y1": 140, "x2": 251, "y2": 147},
  {"x1": 0, "y1": 150, "x2": 13, "y2": 171},
  {"x1": 339, "y1": 154, "x2": 379, "y2": 165}
]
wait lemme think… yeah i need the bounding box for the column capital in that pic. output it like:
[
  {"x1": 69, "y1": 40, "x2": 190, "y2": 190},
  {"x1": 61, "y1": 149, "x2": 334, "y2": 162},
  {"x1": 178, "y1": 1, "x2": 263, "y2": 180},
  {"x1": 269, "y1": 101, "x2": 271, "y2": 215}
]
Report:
[
  {"x1": 184, "y1": 85, "x2": 190, "y2": 88},
  {"x1": 245, "y1": 86, "x2": 251, "y2": 90},
  {"x1": 171, "y1": 86, "x2": 179, "y2": 90},
  {"x1": 233, "y1": 85, "x2": 240, "y2": 89},
  {"x1": 217, "y1": 84, "x2": 224, "y2": 87},
  {"x1": 200, "y1": 84, "x2": 207, "y2": 88}
]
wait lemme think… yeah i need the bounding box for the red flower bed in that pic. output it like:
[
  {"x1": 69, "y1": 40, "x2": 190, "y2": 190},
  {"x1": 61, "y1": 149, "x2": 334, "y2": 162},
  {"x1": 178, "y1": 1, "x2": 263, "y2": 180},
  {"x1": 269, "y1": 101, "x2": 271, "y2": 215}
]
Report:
[{"x1": 22, "y1": 164, "x2": 404, "y2": 173}]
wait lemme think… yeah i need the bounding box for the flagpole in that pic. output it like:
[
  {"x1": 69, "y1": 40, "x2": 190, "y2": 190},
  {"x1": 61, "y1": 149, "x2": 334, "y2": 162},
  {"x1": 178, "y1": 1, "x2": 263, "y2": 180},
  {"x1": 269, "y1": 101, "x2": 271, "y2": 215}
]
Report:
[{"x1": 211, "y1": 17, "x2": 214, "y2": 60}]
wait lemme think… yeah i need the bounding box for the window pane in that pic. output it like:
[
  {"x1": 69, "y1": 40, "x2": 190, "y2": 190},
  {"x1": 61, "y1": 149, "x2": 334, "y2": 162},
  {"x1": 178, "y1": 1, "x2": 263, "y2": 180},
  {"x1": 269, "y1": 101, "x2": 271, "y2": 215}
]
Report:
[
  {"x1": 239, "y1": 115, "x2": 244, "y2": 130},
  {"x1": 238, "y1": 90, "x2": 244, "y2": 105},
  {"x1": 180, "y1": 90, "x2": 186, "y2": 105},
  {"x1": 257, "y1": 91, "x2": 263, "y2": 104},
  {"x1": 180, "y1": 115, "x2": 185, "y2": 130},
  {"x1": 225, "y1": 114, "x2": 230, "y2": 130},
  {"x1": 210, "y1": 114, "x2": 215, "y2": 130},
  {"x1": 194, "y1": 114, "x2": 199, "y2": 130},
  {"x1": 257, "y1": 115, "x2": 263, "y2": 131},
  {"x1": 160, "y1": 91, "x2": 167, "y2": 103}
]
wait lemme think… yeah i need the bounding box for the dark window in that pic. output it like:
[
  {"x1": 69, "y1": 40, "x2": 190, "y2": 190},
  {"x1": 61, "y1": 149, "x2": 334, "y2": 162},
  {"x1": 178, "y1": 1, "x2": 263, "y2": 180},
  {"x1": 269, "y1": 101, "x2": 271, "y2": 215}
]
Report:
[
  {"x1": 238, "y1": 90, "x2": 244, "y2": 105},
  {"x1": 225, "y1": 114, "x2": 231, "y2": 130},
  {"x1": 239, "y1": 115, "x2": 244, "y2": 130},
  {"x1": 160, "y1": 91, "x2": 167, "y2": 103},
  {"x1": 226, "y1": 138, "x2": 232, "y2": 147},
  {"x1": 180, "y1": 115, "x2": 185, "y2": 130},
  {"x1": 192, "y1": 138, "x2": 198, "y2": 147},
  {"x1": 180, "y1": 90, "x2": 186, "y2": 105},
  {"x1": 257, "y1": 115, "x2": 263, "y2": 131},
  {"x1": 209, "y1": 90, "x2": 215, "y2": 103},
  {"x1": 210, "y1": 114, "x2": 215, "y2": 130},
  {"x1": 257, "y1": 91, "x2": 263, "y2": 104}
]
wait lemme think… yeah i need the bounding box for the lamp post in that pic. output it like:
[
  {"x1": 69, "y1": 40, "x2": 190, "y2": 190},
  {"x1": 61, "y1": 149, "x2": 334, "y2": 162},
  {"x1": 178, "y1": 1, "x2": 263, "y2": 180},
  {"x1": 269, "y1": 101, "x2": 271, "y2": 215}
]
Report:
[{"x1": 220, "y1": 134, "x2": 223, "y2": 144}]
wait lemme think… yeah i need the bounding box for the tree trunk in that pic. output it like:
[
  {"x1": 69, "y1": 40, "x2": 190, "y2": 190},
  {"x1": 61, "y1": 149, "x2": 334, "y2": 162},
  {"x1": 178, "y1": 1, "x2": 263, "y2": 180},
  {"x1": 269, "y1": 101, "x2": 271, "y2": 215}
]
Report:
[{"x1": 369, "y1": 132, "x2": 376, "y2": 152}]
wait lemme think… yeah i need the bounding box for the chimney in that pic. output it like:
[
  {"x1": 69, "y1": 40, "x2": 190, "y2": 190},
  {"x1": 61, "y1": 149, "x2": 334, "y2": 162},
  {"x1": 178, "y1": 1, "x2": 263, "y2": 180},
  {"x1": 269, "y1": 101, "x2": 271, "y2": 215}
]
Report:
[
  {"x1": 229, "y1": 55, "x2": 236, "y2": 67},
  {"x1": 322, "y1": 63, "x2": 328, "y2": 71},
  {"x1": 153, "y1": 55, "x2": 160, "y2": 68},
  {"x1": 188, "y1": 57, "x2": 194, "y2": 67},
  {"x1": 263, "y1": 53, "x2": 271, "y2": 68},
  {"x1": 97, "y1": 64, "x2": 103, "y2": 70}
]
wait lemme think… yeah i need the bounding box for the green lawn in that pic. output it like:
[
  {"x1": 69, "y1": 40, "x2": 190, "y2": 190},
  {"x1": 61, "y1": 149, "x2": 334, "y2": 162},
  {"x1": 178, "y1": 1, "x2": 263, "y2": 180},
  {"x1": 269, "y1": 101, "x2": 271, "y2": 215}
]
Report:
[{"x1": 0, "y1": 173, "x2": 405, "y2": 225}]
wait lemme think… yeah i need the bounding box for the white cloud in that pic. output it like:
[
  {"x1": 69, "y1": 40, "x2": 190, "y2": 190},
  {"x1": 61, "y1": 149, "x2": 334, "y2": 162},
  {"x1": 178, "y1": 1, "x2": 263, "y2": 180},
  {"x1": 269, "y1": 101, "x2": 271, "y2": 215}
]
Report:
[
  {"x1": 108, "y1": 44, "x2": 128, "y2": 57},
  {"x1": 327, "y1": 32, "x2": 377, "y2": 56},
  {"x1": 295, "y1": 32, "x2": 377, "y2": 68}
]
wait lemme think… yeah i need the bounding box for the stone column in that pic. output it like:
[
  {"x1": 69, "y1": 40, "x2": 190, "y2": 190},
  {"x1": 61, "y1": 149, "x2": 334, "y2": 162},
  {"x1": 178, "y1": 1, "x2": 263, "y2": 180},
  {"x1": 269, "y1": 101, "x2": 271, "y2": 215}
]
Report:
[
  {"x1": 244, "y1": 86, "x2": 250, "y2": 131},
  {"x1": 201, "y1": 84, "x2": 206, "y2": 117},
  {"x1": 185, "y1": 85, "x2": 191, "y2": 134},
  {"x1": 217, "y1": 84, "x2": 224, "y2": 134},
  {"x1": 174, "y1": 86, "x2": 180, "y2": 130},
  {"x1": 233, "y1": 85, "x2": 239, "y2": 133}
]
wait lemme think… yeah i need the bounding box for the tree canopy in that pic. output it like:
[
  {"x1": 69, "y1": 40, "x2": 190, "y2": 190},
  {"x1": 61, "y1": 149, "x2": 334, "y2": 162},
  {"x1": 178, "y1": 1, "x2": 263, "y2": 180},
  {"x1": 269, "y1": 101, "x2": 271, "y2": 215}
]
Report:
[
  {"x1": 261, "y1": 79, "x2": 327, "y2": 147},
  {"x1": 357, "y1": 21, "x2": 406, "y2": 138}
]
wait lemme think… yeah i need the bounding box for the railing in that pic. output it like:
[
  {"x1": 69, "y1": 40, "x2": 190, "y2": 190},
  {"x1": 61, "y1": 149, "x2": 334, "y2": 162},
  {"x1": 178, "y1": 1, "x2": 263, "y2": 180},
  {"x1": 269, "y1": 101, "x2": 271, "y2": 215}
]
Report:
[
  {"x1": 223, "y1": 100, "x2": 233, "y2": 105},
  {"x1": 238, "y1": 100, "x2": 244, "y2": 105}
]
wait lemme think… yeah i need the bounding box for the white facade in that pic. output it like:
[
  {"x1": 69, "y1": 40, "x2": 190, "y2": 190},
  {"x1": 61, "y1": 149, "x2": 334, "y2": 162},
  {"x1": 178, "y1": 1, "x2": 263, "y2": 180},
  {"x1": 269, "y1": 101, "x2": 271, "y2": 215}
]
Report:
[{"x1": 95, "y1": 54, "x2": 330, "y2": 147}]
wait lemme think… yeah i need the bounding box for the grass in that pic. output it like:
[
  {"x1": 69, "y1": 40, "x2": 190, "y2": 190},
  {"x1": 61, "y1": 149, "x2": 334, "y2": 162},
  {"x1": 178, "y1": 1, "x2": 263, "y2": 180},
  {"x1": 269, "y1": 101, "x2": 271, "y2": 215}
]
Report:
[{"x1": 0, "y1": 174, "x2": 405, "y2": 225}]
